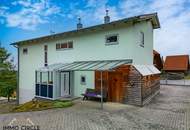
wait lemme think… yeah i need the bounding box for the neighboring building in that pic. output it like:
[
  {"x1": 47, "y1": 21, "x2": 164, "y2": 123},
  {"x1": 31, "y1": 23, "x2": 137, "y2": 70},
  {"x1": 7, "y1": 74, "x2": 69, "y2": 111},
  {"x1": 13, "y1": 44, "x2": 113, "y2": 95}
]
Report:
[
  {"x1": 163, "y1": 55, "x2": 189, "y2": 73},
  {"x1": 12, "y1": 13, "x2": 160, "y2": 106},
  {"x1": 153, "y1": 50, "x2": 163, "y2": 70}
]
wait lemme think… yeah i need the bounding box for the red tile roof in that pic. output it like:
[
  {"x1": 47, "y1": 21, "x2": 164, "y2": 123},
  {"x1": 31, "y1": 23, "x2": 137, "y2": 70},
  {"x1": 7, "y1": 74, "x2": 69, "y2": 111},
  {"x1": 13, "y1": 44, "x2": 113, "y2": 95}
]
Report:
[{"x1": 163, "y1": 55, "x2": 189, "y2": 71}]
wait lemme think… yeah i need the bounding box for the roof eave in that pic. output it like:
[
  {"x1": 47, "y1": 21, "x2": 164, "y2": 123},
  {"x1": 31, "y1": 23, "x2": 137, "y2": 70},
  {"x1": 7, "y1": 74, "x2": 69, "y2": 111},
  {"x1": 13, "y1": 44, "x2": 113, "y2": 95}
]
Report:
[{"x1": 11, "y1": 13, "x2": 160, "y2": 46}]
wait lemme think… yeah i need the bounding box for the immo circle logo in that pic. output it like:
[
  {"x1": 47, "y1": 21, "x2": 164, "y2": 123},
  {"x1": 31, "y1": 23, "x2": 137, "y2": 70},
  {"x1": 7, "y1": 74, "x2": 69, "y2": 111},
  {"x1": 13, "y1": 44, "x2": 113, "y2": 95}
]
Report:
[{"x1": 3, "y1": 117, "x2": 40, "y2": 130}]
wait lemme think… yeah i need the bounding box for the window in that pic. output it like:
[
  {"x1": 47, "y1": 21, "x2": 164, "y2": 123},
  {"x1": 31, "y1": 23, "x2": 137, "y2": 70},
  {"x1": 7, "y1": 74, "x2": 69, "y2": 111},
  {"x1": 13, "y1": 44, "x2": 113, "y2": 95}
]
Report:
[
  {"x1": 80, "y1": 75, "x2": 86, "y2": 85},
  {"x1": 48, "y1": 72, "x2": 53, "y2": 84},
  {"x1": 140, "y1": 32, "x2": 144, "y2": 47},
  {"x1": 42, "y1": 72, "x2": 48, "y2": 84},
  {"x1": 36, "y1": 71, "x2": 53, "y2": 84},
  {"x1": 56, "y1": 44, "x2": 61, "y2": 49},
  {"x1": 44, "y1": 45, "x2": 48, "y2": 66},
  {"x1": 56, "y1": 41, "x2": 73, "y2": 50},
  {"x1": 36, "y1": 71, "x2": 41, "y2": 84},
  {"x1": 61, "y1": 43, "x2": 67, "y2": 48},
  {"x1": 105, "y1": 34, "x2": 119, "y2": 45},
  {"x1": 23, "y1": 48, "x2": 28, "y2": 54},
  {"x1": 68, "y1": 41, "x2": 73, "y2": 48}
]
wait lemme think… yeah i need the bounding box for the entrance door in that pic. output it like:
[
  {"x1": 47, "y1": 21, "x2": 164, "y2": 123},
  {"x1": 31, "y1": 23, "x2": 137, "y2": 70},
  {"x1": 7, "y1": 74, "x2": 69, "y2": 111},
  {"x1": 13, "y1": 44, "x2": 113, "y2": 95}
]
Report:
[
  {"x1": 108, "y1": 72, "x2": 123, "y2": 102},
  {"x1": 61, "y1": 72, "x2": 70, "y2": 97}
]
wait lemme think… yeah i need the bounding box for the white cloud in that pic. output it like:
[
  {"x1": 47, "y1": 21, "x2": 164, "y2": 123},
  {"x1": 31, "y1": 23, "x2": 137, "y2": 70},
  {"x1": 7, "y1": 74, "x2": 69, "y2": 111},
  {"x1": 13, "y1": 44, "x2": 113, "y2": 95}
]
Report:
[
  {"x1": 86, "y1": 0, "x2": 108, "y2": 8},
  {"x1": 1, "y1": 0, "x2": 190, "y2": 56},
  {"x1": 1, "y1": 0, "x2": 61, "y2": 30},
  {"x1": 6, "y1": 11, "x2": 47, "y2": 30},
  {"x1": 117, "y1": 0, "x2": 190, "y2": 56},
  {"x1": 68, "y1": 0, "x2": 121, "y2": 26}
]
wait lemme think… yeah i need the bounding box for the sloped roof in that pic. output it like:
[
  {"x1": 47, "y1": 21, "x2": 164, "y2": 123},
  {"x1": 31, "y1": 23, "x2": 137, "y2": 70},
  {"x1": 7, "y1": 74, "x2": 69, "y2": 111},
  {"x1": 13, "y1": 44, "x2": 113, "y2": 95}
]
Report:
[
  {"x1": 153, "y1": 50, "x2": 160, "y2": 55},
  {"x1": 133, "y1": 65, "x2": 160, "y2": 76},
  {"x1": 11, "y1": 13, "x2": 160, "y2": 46},
  {"x1": 37, "y1": 59, "x2": 132, "y2": 72},
  {"x1": 163, "y1": 55, "x2": 189, "y2": 71}
]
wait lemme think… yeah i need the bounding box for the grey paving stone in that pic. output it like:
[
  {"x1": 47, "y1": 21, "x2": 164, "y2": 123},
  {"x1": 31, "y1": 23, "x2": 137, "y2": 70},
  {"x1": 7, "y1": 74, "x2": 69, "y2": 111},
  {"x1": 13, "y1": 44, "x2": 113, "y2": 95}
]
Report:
[{"x1": 0, "y1": 85, "x2": 190, "y2": 130}]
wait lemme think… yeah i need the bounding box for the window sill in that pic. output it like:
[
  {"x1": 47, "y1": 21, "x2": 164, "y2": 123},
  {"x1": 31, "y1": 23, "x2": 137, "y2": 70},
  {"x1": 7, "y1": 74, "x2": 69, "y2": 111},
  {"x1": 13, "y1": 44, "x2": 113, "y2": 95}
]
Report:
[
  {"x1": 140, "y1": 44, "x2": 144, "y2": 48},
  {"x1": 56, "y1": 48, "x2": 73, "y2": 51},
  {"x1": 105, "y1": 42, "x2": 119, "y2": 46}
]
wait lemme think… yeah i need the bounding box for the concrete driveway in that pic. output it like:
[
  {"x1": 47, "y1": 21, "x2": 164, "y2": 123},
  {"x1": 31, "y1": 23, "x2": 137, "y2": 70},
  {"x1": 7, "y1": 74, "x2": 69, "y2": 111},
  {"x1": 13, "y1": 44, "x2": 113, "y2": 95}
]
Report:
[{"x1": 0, "y1": 85, "x2": 190, "y2": 130}]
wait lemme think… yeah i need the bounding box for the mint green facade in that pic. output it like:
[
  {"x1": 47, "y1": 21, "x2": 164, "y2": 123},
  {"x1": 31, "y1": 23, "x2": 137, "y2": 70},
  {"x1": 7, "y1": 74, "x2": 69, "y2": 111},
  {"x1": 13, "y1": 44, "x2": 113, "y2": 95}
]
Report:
[
  {"x1": 74, "y1": 71, "x2": 95, "y2": 97},
  {"x1": 18, "y1": 21, "x2": 154, "y2": 103}
]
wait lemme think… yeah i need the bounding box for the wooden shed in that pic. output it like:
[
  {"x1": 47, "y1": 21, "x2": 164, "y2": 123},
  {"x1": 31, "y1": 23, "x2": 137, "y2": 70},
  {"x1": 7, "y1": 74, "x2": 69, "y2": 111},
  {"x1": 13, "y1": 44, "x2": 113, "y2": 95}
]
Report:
[{"x1": 95, "y1": 65, "x2": 160, "y2": 106}]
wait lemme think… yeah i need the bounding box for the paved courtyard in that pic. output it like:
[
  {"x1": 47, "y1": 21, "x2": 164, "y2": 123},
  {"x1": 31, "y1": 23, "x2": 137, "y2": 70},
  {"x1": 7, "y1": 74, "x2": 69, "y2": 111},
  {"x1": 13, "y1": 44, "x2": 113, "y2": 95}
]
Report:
[{"x1": 0, "y1": 85, "x2": 190, "y2": 130}]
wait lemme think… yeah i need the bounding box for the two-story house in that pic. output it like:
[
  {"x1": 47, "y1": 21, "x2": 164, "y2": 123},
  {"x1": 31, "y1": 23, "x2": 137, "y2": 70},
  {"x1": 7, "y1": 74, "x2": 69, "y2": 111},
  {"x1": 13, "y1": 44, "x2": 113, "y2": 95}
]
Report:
[{"x1": 12, "y1": 13, "x2": 160, "y2": 106}]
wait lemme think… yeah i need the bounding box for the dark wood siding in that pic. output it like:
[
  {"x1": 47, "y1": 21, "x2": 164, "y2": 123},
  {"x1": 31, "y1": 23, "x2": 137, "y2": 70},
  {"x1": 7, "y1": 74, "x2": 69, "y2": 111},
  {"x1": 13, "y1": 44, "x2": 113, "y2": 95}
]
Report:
[
  {"x1": 95, "y1": 65, "x2": 130, "y2": 102},
  {"x1": 95, "y1": 65, "x2": 160, "y2": 106}
]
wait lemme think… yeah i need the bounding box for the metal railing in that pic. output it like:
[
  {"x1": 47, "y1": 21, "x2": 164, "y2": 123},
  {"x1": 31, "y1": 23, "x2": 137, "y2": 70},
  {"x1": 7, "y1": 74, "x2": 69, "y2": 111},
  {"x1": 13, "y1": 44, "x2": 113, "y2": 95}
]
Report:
[{"x1": 160, "y1": 73, "x2": 190, "y2": 86}]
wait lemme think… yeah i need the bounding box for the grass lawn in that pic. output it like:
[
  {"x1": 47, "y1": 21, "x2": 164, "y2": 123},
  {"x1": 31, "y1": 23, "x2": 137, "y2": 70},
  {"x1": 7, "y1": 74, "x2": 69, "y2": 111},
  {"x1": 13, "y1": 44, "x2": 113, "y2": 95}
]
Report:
[{"x1": 0, "y1": 99, "x2": 73, "y2": 114}]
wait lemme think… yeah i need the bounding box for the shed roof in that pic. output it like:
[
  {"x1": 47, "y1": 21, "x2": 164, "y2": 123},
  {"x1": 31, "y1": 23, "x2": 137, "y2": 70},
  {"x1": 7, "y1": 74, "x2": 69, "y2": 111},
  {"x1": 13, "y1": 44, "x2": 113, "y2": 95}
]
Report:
[
  {"x1": 153, "y1": 50, "x2": 160, "y2": 55},
  {"x1": 163, "y1": 55, "x2": 189, "y2": 71},
  {"x1": 37, "y1": 59, "x2": 133, "y2": 72},
  {"x1": 11, "y1": 13, "x2": 160, "y2": 46},
  {"x1": 133, "y1": 65, "x2": 160, "y2": 76}
]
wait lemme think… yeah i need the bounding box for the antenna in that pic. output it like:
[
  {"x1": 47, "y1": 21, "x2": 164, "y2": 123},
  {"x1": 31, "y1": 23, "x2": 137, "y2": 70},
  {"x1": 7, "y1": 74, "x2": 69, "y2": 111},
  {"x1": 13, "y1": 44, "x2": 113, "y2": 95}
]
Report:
[
  {"x1": 78, "y1": 17, "x2": 81, "y2": 24},
  {"x1": 106, "y1": 9, "x2": 109, "y2": 16},
  {"x1": 77, "y1": 17, "x2": 83, "y2": 29},
  {"x1": 104, "y1": 9, "x2": 110, "y2": 23}
]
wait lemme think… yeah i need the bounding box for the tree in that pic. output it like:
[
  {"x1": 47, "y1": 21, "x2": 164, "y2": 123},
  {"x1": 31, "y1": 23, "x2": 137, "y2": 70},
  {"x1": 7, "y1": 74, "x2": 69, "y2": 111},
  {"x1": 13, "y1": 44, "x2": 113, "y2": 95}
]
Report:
[{"x1": 0, "y1": 47, "x2": 16, "y2": 102}]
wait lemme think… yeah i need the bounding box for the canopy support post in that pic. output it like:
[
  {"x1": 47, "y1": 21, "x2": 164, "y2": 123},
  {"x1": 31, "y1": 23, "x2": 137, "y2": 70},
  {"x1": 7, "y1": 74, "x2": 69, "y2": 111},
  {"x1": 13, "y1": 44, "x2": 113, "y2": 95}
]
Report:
[{"x1": 100, "y1": 71, "x2": 103, "y2": 109}]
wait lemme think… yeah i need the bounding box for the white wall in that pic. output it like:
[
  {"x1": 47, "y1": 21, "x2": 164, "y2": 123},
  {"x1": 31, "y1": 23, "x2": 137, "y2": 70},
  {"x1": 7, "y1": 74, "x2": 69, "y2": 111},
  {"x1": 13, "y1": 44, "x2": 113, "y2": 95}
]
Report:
[
  {"x1": 18, "y1": 21, "x2": 154, "y2": 103},
  {"x1": 74, "y1": 71, "x2": 95, "y2": 97}
]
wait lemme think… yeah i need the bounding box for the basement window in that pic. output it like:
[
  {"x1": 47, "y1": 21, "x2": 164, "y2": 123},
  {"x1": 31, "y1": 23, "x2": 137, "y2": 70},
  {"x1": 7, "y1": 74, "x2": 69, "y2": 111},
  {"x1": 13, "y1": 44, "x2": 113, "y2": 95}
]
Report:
[
  {"x1": 105, "y1": 34, "x2": 119, "y2": 45},
  {"x1": 80, "y1": 75, "x2": 86, "y2": 85},
  {"x1": 23, "y1": 48, "x2": 28, "y2": 54}
]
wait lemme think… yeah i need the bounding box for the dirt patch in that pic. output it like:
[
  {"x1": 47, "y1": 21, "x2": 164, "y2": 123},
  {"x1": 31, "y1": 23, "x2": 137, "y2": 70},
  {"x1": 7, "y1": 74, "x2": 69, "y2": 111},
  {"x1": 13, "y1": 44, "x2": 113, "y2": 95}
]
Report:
[{"x1": 0, "y1": 100, "x2": 17, "y2": 114}]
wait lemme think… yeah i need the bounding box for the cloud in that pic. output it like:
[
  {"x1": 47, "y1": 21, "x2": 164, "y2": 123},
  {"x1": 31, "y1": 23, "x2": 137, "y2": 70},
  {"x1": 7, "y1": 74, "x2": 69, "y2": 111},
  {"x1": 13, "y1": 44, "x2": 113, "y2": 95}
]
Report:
[
  {"x1": 68, "y1": 0, "x2": 121, "y2": 26},
  {"x1": 1, "y1": 0, "x2": 190, "y2": 56},
  {"x1": 1, "y1": 0, "x2": 61, "y2": 30},
  {"x1": 77, "y1": 0, "x2": 190, "y2": 56},
  {"x1": 117, "y1": 0, "x2": 190, "y2": 56},
  {"x1": 6, "y1": 11, "x2": 47, "y2": 30}
]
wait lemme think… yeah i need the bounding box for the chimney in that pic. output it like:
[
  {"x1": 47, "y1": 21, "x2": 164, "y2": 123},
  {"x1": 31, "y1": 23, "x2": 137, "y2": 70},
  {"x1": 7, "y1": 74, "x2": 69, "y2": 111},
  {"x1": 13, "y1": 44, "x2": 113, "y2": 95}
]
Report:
[
  {"x1": 77, "y1": 17, "x2": 83, "y2": 30},
  {"x1": 104, "y1": 9, "x2": 110, "y2": 24}
]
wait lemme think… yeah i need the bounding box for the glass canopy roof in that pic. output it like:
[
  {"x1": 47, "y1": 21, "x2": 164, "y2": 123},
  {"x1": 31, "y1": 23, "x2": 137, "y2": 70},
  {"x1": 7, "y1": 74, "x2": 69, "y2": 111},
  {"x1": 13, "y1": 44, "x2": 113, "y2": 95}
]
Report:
[{"x1": 37, "y1": 59, "x2": 133, "y2": 72}]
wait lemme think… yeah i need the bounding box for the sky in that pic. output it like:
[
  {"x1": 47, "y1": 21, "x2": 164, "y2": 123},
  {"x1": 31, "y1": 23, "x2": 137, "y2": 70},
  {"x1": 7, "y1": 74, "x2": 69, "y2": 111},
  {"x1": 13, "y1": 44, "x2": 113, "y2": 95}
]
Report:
[{"x1": 0, "y1": 0, "x2": 190, "y2": 61}]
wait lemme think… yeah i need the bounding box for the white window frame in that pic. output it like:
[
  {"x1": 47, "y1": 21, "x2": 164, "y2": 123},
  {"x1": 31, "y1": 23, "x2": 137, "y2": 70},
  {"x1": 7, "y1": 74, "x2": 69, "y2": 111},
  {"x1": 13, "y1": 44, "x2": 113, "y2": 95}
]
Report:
[
  {"x1": 80, "y1": 75, "x2": 86, "y2": 85},
  {"x1": 56, "y1": 41, "x2": 73, "y2": 51},
  {"x1": 105, "y1": 34, "x2": 119, "y2": 45}
]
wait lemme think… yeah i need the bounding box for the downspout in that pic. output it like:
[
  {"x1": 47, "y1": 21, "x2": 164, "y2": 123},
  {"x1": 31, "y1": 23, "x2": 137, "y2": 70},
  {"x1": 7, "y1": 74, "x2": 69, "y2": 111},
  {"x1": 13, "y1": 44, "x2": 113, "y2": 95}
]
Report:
[{"x1": 13, "y1": 45, "x2": 19, "y2": 105}]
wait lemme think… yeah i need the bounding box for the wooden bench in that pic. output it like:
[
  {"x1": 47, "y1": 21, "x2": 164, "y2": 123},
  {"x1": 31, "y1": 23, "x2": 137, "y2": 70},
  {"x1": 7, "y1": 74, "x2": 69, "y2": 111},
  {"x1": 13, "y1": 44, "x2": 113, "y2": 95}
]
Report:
[{"x1": 81, "y1": 88, "x2": 107, "y2": 102}]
